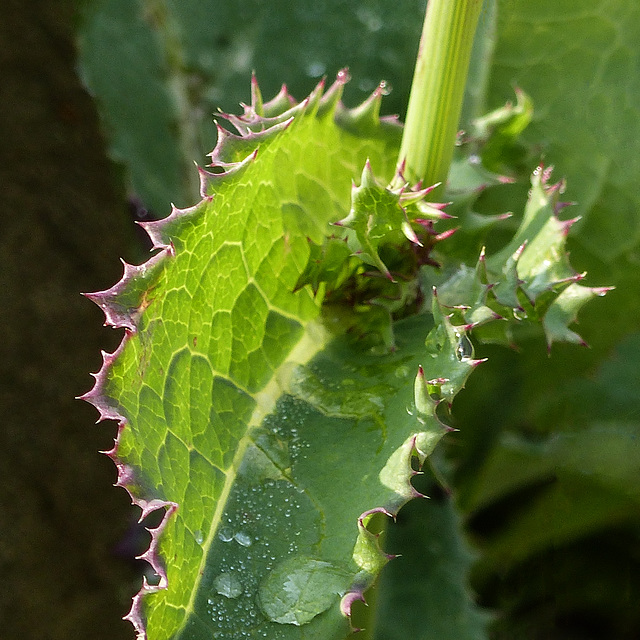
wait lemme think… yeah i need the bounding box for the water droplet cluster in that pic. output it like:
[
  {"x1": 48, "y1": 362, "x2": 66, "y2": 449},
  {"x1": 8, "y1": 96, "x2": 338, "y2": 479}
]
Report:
[{"x1": 198, "y1": 397, "x2": 324, "y2": 636}]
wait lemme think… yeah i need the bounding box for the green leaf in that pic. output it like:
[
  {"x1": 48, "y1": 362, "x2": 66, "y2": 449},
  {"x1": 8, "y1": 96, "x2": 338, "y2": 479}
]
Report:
[
  {"x1": 334, "y1": 161, "x2": 447, "y2": 281},
  {"x1": 83, "y1": 78, "x2": 495, "y2": 639},
  {"x1": 486, "y1": 167, "x2": 576, "y2": 301},
  {"x1": 472, "y1": 87, "x2": 533, "y2": 175},
  {"x1": 437, "y1": 165, "x2": 606, "y2": 349},
  {"x1": 79, "y1": 2, "x2": 616, "y2": 631},
  {"x1": 173, "y1": 311, "x2": 475, "y2": 640},
  {"x1": 543, "y1": 282, "x2": 611, "y2": 347},
  {"x1": 76, "y1": 0, "x2": 428, "y2": 215},
  {"x1": 490, "y1": 0, "x2": 640, "y2": 266},
  {"x1": 373, "y1": 495, "x2": 491, "y2": 640},
  {"x1": 336, "y1": 161, "x2": 418, "y2": 280},
  {"x1": 464, "y1": 422, "x2": 640, "y2": 570},
  {"x1": 461, "y1": 330, "x2": 640, "y2": 568},
  {"x1": 77, "y1": 0, "x2": 187, "y2": 214}
]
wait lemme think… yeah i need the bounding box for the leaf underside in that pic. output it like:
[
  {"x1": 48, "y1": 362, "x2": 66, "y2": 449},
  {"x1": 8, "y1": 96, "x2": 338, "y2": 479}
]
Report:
[{"x1": 83, "y1": 74, "x2": 603, "y2": 640}]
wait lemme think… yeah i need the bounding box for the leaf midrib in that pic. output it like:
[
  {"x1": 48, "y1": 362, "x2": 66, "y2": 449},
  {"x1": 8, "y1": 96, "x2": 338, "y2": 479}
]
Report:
[{"x1": 175, "y1": 318, "x2": 331, "y2": 631}]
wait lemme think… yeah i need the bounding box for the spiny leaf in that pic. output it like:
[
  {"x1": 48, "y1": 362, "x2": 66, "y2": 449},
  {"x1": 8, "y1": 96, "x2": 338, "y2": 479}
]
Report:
[
  {"x1": 83, "y1": 75, "x2": 495, "y2": 639},
  {"x1": 543, "y1": 283, "x2": 612, "y2": 348},
  {"x1": 373, "y1": 495, "x2": 492, "y2": 640},
  {"x1": 438, "y1": 165, "x2": 607, "y2": 349},
  {"x1": 83, "y1": 74, "x2": 403, "y2": 640},
  {"x1": 472, "y1": 87, "x2": 533, "y2": 175},
  {"x1": 335, "y1": 161, "x2": 425, "y2": 280}
]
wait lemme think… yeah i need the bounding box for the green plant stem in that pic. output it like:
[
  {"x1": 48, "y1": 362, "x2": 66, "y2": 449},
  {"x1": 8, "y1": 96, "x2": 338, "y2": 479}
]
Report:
[{"x1": 399, "y1": 0, "x2": 484, "y2": 190}]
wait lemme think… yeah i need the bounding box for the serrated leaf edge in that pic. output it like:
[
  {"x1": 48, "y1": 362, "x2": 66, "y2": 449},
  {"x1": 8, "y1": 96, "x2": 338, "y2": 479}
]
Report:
[{"x1": 81, "y1": 71, "x2": 404, "y2": 638}]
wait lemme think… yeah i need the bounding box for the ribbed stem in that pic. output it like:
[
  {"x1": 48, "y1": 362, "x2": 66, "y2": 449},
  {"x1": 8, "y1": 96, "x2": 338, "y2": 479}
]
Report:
[{"x1": 399, "y1": 0, "x2": 484, "y2": 190}]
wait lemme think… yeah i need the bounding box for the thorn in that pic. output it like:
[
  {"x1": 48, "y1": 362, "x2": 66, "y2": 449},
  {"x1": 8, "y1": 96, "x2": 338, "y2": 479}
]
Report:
[
  {"x1": 340, "y1": 590, "x2": 366, "y2": 618},
  {"x1": 555, "y1": 201, "x2": 577, "y2": 215},
  {"x1": 560, "y1": 216, "x2": 581, "y2": 235},
  {"x1": 336, "y1": 67, "x2": 350, "y2": 84},
  {"x1": 360, "y1": 159, "x2": 376, "y2": 187},
  {"x1": 435, "y1": 228, "x2": 458, "y2": 242},
  {"x1": 514, "y1": 242, "x2": 527, "y2": 260},
  {"x1": 426, "y1": 200, "x2": 451, "y2": 210},
  {"x1": 402, "y1": 220, "x2": 422, "y2": 246}
]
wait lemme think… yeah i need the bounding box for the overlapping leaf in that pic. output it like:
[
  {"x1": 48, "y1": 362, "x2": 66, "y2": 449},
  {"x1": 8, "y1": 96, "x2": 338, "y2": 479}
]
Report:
[{"x1": 76, "y1": 0, "x2": 428, "y2": 215}]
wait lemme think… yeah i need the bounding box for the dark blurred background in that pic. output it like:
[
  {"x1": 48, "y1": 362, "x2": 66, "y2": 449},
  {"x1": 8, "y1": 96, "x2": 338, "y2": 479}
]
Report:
[{"x1": 1, "y1": 1, "x2": 139, "y2": 637}]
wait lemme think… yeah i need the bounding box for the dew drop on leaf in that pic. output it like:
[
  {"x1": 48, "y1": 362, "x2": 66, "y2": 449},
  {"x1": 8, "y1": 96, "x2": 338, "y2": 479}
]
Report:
[
  {"x1": 234, "y1": 531, "x2": 253, "y2": 547},
  {"x1": 213, "y1": 572, "x2": 243, "y2": 599},
  {"x1": 218, "y1": 527, "x2": 234, "y2": 543},
  {"x1": 257, "y1": 555, "x2": 351, "y2": 626},
  {"x1": 513, "y1": 308, "x2": 527, "y2": 321},
  {"x1": 395, "y1": 365, "x2": 410, "y2": 379},
  {"x1": 194, "y1": 529, "x2": 204, "y2": 545},
  {"x1": 455, "y1": 331, "x2": 474, "y2": 361},
  {"x1": 305, "y1": 61, "x2": 326, "y2": 78}
]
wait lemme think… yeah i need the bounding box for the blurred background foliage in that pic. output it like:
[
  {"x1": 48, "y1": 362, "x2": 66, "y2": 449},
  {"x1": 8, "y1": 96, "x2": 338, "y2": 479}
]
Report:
[{"x1": 2, "y1": 0, "x2": 639, "y2": 638}]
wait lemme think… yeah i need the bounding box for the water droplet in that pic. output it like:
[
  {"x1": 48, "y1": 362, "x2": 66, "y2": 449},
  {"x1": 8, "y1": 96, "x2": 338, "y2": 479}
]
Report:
[
  {"x1": 455, "y1": 331, "x2": 474, "y2": 361},
  {"x1": 305, "y1": 61, "x2": 326, "y2": 78},
  {"x1": 213, "y1": 572, "x2": 243, "y2": 599},
  {"x1": 218, "y1": 527, "x2": 234, "y2": 542},
  {"x1": 194, "y1": 529, "x2": 204, "y2": 545},
  {"x1": 257, "y1": 556, "x2": 351, "y2": 626},
  {"x1": 356, "y1": 7, "x2": 383, "y2": 32},
  {"x1": 378, "y1": 80, "x2": 391, "y2": 96},
  {"x1": 395, "y1": 365, "x2": 410, "y2": 379},
  {"x1": 234, "y1": 531, "x2": 253, "y2": 547}
]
